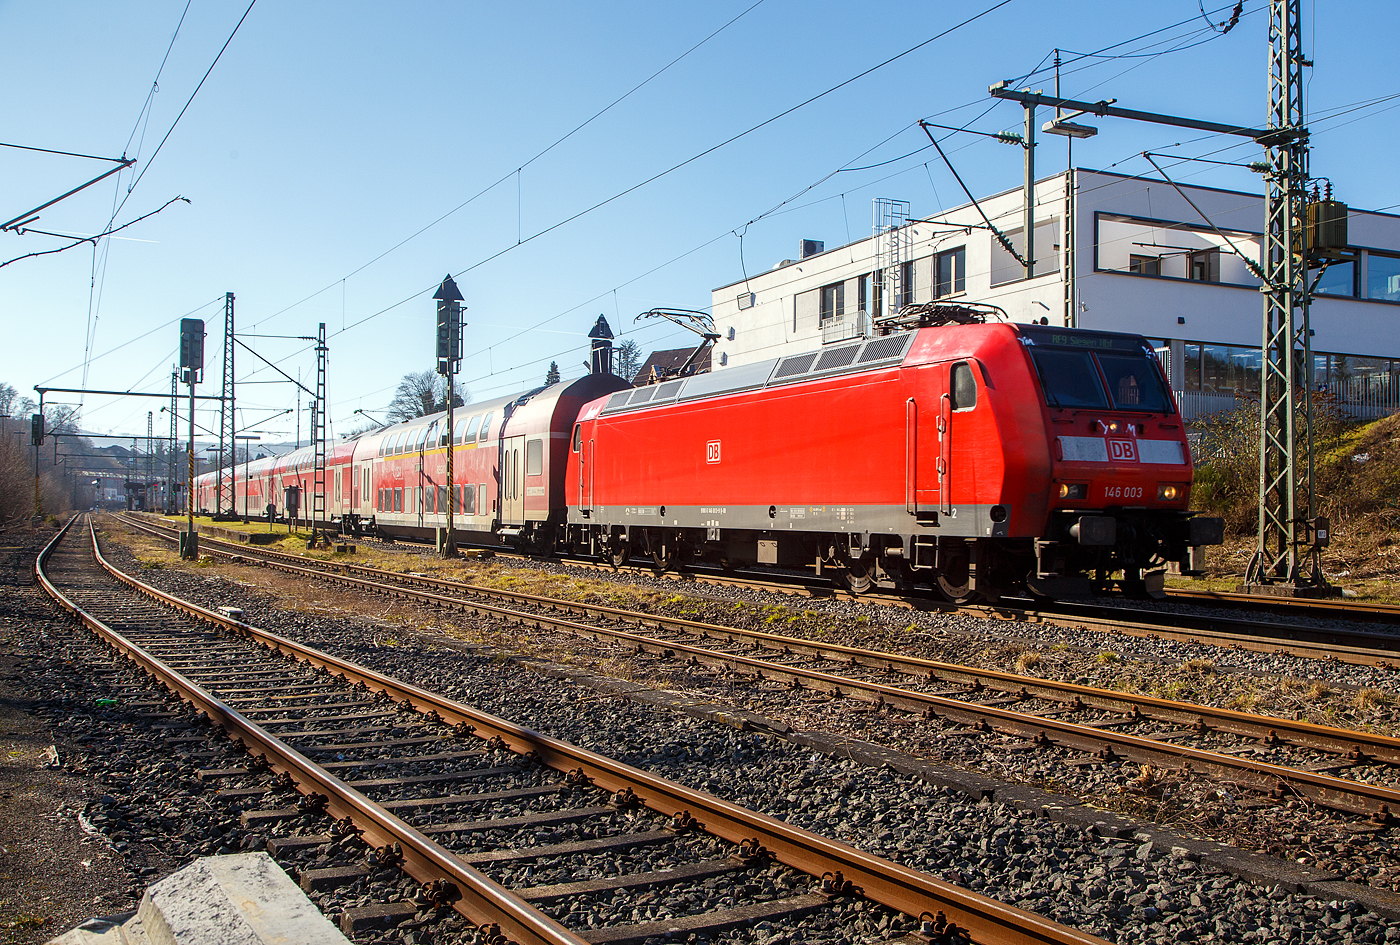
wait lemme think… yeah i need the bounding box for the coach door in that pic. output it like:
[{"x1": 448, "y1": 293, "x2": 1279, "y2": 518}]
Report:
[{"x1": 502, "y1": 434, "x2": 525, "y2": 525}]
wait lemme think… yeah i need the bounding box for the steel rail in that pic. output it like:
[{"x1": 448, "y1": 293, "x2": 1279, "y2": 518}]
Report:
[
  {"x1": 118, "y1": 512, "x2": 1400, "y2": 668},
  {"x1": 111, "y1": 515, "x2": 1400, "y2": 819},
  {"x1": 115, "y1": 515, "x2": 1400, "y2": 765},
  {"x1": 81, "y1": 516, "x2": 1110, "y2": 945},
  {"x1": 37, "y1": 517, "x2": 591, "y2": 945},
  {"x1": 1165, "y1": 586, "x2": 1400, "y2": 625}
]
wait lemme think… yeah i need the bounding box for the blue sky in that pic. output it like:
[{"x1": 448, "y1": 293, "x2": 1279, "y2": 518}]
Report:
[{"x1": 2, "y1": 0, "x2": 1396, "y2": 441}]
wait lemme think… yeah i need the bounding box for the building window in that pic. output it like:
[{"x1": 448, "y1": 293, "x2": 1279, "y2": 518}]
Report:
[
  {"x1": 1187, "y1": 249, "x2": 1221, "y2": 283},
  {"x1": 934, "y1": 248, "x2": 965, "y2": 298},
  {"x1": 1367, "y1": 252, "x2": 1400, "y2": 302},
  {"x1": 858, "y1": 272, "x2": 882, "y2": 319},
  {"x1": 818, "y1": 281, "x2": 845, "y2": 325},
  {"x1": 899, "y1": 260, "x2": 915, "y2": 308},
  {"x1": 1129, "y1": 254, "x2": 1161, "y2": 276},
  {"x1": 1310, "y1": 257, "x2": 1355, "y2": 297}
]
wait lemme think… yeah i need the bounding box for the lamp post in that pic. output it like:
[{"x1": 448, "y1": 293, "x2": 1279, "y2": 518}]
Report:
[{"x1": 434, "y1": 275, "x2": 465, "y2": 558}]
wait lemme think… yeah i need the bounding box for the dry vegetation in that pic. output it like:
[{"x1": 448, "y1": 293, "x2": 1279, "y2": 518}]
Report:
[{"x1": 1185, "y1": 405, "x2": 1400, "y2": 598}]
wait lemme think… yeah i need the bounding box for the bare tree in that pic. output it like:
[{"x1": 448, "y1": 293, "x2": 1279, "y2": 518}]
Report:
[
  {"x1": 615, "y1": 339, "x2": 642, "y2": 383},
  {"x1": 0, "y1": 383, "x2": 16, "y2": 417},
  {"x1": 386, "y1": 371, "x2": 467, "y2": 422}
]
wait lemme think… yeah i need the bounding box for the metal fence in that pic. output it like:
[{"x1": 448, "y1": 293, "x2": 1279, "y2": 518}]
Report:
[{"x1": 1174, "y1": 382, "x2": 1400, "y2": 422}]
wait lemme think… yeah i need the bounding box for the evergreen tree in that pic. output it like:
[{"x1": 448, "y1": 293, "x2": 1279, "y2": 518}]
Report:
[{"x1": 546, "y1": 361, "x2": 561, "y2": 385}]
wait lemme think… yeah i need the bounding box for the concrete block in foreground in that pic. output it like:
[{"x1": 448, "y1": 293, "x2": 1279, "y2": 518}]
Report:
[{"x1": 47, "y1": 852, "x2": 350, "y2": 945}]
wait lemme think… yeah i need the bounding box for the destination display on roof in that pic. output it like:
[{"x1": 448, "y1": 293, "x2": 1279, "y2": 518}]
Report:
[{"x1": 1018, "y1": 325, "x2": 1154, "y2": 352}]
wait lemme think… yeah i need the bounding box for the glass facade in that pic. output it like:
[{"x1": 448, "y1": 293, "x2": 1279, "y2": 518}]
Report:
[
  {"x1": 1368, "y1": 254, "x2": 1400, "y2": 302},
  {"x1": 1311, "y1": 259, "x2": 1355, "y2": 297}
]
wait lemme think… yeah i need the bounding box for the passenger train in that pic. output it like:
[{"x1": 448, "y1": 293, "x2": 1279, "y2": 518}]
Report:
[{"x1": 194, "y1": 322, "x2": 1223, "y2": 600}]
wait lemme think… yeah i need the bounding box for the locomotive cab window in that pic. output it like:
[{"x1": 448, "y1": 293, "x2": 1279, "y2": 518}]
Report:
[
  {"x1": 1032, "y1": 350, "x2": 1109, "y2": 409},
  {"x1": 1097, "y1": 354, "x2": 1172, "y2": 413},
  {"x1": 950, "y1": 362, "x2": 977, "y2": 410},
  {"x1": 572, "y1": 423, "x2": 582, "y2": 452}
]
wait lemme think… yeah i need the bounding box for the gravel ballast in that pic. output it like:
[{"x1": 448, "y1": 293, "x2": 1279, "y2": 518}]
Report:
[{"x1": 91, "y1": 520, "x2": 1400, "y2": 944}]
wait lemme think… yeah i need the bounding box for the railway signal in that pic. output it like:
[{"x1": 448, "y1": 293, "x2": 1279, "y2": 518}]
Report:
[
  {"x1": 177, "y1": 318, "x2": 204, "y2": 559},
  {"x1": 179, "y1": 318, "x2": 204, "y2": 384},
  {"x1": 433, "y1": 275, "x2": 465, "y2": 557},
  {"x1": 30, "y1": 413, "x2": 43, "y2": 446}
]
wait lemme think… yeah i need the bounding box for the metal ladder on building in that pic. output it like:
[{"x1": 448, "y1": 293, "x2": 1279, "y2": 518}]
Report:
[{"x1": 873, "y1": 198, "x2": 911, "y2": 323}]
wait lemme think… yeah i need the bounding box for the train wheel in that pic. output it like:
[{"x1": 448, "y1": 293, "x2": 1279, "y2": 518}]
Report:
[
  {"x1": 608, "y1": 543, "x2": 629, "y2": 570},
  {"x1": 652, "y1": 545, "x2": 675, "y2": 573},
  {"x1": 843, "y1": 563, "x2": 874, "y2": 595},
  {"x1": 935, "y1": 553, "x2": 977, "y2": 604}
]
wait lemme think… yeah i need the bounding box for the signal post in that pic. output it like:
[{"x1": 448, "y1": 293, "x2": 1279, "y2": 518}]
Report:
[
  {"x1": 434, "y1": 275, "x2": 465, "y2": 558},
  {"x1": 179, "y1": 318, "x2": 204, "y2": 559}
]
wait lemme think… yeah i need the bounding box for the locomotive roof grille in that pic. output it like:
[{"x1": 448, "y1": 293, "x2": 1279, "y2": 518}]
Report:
[
  {"x1": 814, "y1": 343, "x2": 861, "y2": 371},
  {"x1": 858, "y1": 333, "x2": 912, "y2": 362},
  {"x1": 773, "y1": 352, "x2": 818, "y2": 379},
  {"x1": 599, "y1": 332, "x2": 915, "y2": 416}
]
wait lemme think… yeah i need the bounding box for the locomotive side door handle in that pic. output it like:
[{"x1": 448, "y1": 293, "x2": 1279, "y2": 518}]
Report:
[{"x1": 938, "y1": 392, "x2": 952, "y2": 516}]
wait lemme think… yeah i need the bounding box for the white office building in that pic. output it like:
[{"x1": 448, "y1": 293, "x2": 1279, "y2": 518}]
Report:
[{"x1": 709, "y1": 168, "x2": 1400, "y2": 420}]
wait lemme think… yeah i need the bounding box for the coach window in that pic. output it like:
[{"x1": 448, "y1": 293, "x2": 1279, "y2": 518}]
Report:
[
  {"x1": 464, "y1": 415, "x2": 482, "y2": 444},
  {"x1": 950, "y1": 361, "x2": 977, "y2": 410},
  {"x1": 464, "y1": 484, "x2": 475, "y2": 515},
  {"x1": 572, "y1": 423, "x2": 582, "y2": 452},
  {"x1": 479, "y1": 412, "x2": 494, "y2": 441},
  {"x1": 525, "y1": 438, "x2": 543, "y2": 476},
  {"x1": 424, "y1": 420, "x2": 438, "y2": 448},
  {"x1": 453, "y1": 417, "x2": 468, "y2": 444}
]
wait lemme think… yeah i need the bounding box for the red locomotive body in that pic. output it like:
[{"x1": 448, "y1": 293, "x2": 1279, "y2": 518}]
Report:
[{"x1": 565, "y1": 323, "x2": 1220, "y2": 599}]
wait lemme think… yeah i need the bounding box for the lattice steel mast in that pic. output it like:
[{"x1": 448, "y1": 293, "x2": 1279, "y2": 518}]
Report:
[
  {"x1": 1244, "y1": 0, "x2": 1329, "y2": 594},
  {"x1": 311, "y1": 322, "x2": 328, "y2": 544},
  {"x1": 217, "y1": 292, "x2": 236, "y2": 516}
]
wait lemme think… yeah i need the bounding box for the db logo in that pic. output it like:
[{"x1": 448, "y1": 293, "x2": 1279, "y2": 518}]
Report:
[
  {"x1": 706, "y1": 440, "x2": 722, "y2": 464},
  {"x1": 1108, "y1": 439, "x2": 1138, "y2": 462}
]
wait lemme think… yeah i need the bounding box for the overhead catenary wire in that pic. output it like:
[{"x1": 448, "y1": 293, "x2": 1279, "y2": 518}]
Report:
[
  {"x1": 278, "y1": 0, "x2": 1018, "y2": 353},
  {"x1": 259, "y1": 0, "x2": 772, "y2": 327}
]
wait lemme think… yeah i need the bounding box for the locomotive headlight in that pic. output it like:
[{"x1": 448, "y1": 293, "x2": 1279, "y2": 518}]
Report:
[
  {"x1": 1157, "y1": 483, "x2": 1185, "y2": 500},
  {"x1": 1057, "y1": 482, "x2": 1087, "y2": 501}
]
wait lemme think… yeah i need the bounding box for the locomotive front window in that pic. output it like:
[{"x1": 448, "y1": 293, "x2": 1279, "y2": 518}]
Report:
[
  {"x1": 572, "y1": 423, "x2": 581, "y2": 452},
  {"x1": 1097, "y1": 354, "x2": 1172, "y2": 413},
  {"x1": 1032, "y1": 350, "x2": 1109, "y2": 409}
]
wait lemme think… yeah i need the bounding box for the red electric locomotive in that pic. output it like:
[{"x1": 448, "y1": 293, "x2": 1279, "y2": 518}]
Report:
[{"x1": 564, "y1": 322, "x2": 1222, "y2": 600}]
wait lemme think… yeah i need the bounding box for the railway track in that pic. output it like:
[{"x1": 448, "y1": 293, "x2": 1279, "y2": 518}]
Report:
[
  {"x1": 350, "y1": 517, "x2": 1400, "y2": 667},
  {"x1": 42, "y1": 514, "x2": 1111, "y2": 945},
  {"x1": 113, "y1": 513, "x2": 1400, "y2": 824}
]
